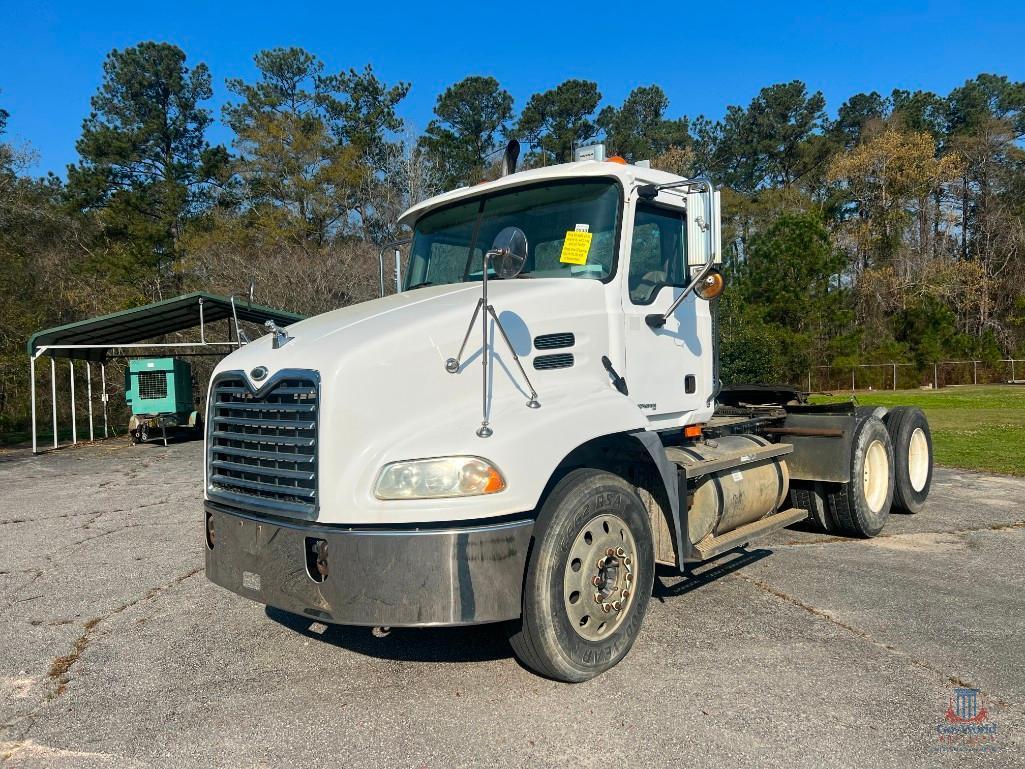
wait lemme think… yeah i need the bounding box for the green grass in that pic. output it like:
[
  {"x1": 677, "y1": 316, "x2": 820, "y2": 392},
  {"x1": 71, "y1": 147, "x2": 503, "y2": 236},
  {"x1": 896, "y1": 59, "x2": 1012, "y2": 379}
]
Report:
[{"x1": 813, "y1": 385, "x2": 1025, "y2": 476}]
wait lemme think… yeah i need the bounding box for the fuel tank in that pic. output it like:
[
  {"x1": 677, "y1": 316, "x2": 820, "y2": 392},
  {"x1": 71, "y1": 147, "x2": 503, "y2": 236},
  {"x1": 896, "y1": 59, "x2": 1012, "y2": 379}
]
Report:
[{"x1": 671, "y1": 435, "x2": 790, "y2": 544}]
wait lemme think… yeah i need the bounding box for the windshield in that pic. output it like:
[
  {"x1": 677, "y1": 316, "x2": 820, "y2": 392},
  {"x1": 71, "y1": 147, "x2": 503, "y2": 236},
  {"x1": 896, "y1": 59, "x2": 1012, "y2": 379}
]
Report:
[{"x1": 405, "y1": 180, "x2": 621, "y2": 289}]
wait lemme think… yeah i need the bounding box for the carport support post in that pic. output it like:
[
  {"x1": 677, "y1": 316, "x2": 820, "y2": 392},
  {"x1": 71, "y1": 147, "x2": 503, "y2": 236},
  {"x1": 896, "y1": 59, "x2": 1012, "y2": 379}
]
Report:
[
  {"x1": 29, "y1": 355, "x2": 37, "y2": 454},
  {"x1": 851, "y1": 367, "x2": 855, "y2": 393},
  {"x1": 69, "y1": 361, "x2": 77, "y2": 444},
  {"x1": 50, "y1": 357, "x2": 57, "y2": 449},
  {"x1": 974, "y1": 360, "x2": 978, "y2": 385},
  {"x1": 101, "y1": 363, "x2": 108, "y2": 438},
  {"x1": 934, "y1": 363, "x2": 938, "y2": 390},
  {"x1": 86, "y1": 361, "x2": 94, "y2": 441},
  {"x1": 893, "y1": 363, "x2": 897, "y2": 391}
]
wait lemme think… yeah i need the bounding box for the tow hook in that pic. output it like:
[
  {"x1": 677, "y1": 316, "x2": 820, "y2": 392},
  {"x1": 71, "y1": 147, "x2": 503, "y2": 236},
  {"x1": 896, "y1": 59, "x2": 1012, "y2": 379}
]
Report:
[{"x1": 305, "y1": 538, "x2": 329, "y2": 582}]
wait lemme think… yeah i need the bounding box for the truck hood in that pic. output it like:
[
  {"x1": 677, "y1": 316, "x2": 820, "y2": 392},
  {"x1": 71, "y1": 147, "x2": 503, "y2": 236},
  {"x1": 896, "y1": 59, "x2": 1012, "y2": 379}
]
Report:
[
  {"x1": 206, "y1": 278, "x2": 647, "y2": 525},
  {"x1": 276, "y1": 282, "x2": 480, "y2": 347}
]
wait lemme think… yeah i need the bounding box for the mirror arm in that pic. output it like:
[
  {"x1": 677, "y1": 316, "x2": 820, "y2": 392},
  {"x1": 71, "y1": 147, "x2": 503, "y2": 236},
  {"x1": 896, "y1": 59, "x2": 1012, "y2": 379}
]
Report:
[
  {"x1": 637, "y1": 176, "x2": 713, "y2": 200},
  {"x1": 644, "y1": 259, "x2": 718, "y2": 328}
]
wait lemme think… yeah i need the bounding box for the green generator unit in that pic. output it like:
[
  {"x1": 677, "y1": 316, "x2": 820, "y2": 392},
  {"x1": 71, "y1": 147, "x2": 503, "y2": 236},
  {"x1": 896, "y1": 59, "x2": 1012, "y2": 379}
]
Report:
[{"x1": 124, "y1": 358, "x2": 200, "y2": 444}]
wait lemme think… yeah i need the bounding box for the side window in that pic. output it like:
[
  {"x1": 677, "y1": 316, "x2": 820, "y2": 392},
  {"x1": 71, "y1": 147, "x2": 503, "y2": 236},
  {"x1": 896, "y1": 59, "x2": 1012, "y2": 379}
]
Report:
[{"x1": 628, "y1": 204, "x2": 687, "y2": 304}]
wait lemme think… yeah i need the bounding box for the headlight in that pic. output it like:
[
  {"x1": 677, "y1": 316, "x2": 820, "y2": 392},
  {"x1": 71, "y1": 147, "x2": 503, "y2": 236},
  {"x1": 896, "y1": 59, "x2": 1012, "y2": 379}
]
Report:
[{"x1": 374, "y1": 456, "x2": 506, "y2": 500}]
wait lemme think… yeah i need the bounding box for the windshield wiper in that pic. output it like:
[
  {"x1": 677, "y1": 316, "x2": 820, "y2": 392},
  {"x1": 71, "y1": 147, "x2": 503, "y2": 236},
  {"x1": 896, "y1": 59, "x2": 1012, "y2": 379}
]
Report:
[{"x1": 407, "y1": 280, "x2": 435, "y2": 290}]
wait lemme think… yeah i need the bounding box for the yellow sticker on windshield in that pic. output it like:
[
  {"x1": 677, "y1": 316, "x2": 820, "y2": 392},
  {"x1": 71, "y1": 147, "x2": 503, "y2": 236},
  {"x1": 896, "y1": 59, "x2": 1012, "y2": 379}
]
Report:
[{"x1": 560, "y1": 230, "x2": 592, "y2": 265}]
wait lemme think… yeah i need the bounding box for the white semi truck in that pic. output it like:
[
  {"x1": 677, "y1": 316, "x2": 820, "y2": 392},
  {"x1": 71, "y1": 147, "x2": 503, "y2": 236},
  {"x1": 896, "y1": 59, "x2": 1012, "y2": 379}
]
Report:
[{"x1": 203, "y1": 145, "x2": 934, "y2": 682}]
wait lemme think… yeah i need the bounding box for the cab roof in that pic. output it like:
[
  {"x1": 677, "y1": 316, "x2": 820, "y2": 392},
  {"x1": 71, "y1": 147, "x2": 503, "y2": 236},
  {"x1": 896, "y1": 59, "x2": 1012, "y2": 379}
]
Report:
[{"x1": 397, "y1": 160, "x2": 688, "y2": 228}]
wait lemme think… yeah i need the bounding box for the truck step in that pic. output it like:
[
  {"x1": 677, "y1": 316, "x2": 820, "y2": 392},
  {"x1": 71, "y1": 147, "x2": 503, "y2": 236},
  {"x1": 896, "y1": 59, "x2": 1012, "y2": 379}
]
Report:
[
  {"x1": 666, "y1": 441, "x2": 792, "y2": 479},
  {"x1": 690, "y1": 507, "x2": 808, "y2": 561}
]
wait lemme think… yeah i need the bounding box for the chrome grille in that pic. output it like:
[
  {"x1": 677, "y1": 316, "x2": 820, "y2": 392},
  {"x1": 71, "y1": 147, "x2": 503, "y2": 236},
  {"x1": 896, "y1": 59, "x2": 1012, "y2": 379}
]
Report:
[{"x1": 207, "y1": 371, "x2": 319, "y2": 519}]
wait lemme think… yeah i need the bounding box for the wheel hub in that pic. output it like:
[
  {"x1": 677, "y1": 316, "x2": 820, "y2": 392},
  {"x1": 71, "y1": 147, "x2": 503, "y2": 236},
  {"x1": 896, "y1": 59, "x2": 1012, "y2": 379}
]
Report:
[
  {"x1": 563, "y1": 514, "x2": 637, "y2": 641},
  {"x1": 863, "y1": 438, "x2": 889, "y2": 513}
]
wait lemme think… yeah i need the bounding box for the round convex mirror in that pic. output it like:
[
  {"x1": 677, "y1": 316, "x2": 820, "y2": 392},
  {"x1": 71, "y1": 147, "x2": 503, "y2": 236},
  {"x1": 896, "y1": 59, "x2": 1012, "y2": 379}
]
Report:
[{"x1": 489, "y1": 226, "x2": 528, "y2": 279}]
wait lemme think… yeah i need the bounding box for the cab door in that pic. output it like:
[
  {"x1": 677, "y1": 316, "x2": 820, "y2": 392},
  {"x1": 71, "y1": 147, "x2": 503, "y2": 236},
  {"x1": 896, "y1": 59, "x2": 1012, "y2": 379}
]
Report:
[{"x1": 621, "y1": 201, "x2": 712, "y2": 427}]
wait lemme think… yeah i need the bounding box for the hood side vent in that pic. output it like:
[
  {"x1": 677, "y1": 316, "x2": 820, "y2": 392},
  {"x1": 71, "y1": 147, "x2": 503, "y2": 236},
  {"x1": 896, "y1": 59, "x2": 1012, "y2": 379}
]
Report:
[
  {"x1": 534, "y1": 353, "x2": 574, "y2": 370},
  {"x1": 534, "y1": 332, "x2": 575, "y2": 350}
]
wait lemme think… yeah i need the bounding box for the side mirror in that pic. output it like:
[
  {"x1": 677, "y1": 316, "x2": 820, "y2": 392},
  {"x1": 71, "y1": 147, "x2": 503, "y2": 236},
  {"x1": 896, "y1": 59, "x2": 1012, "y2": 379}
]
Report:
[
  {"x1": 695, "y1": 268, "x2": 725, "y2": 300},
  {"x1": 487, "y1": 226, "x2": 528, "y2": 279},
  {"x1": 644, "y1": 263, "x2": 724, "y2": 328}
]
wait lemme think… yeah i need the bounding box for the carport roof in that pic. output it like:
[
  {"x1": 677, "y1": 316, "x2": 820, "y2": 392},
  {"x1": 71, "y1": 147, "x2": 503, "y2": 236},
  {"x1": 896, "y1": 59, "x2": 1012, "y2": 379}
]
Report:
[{"x1": 28, "y1": 291, "x2": 305, "y2": 361}]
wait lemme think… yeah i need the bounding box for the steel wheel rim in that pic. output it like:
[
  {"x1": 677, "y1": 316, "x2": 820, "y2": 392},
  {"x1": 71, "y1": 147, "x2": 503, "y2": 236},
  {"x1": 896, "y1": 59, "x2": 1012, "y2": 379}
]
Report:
[
  {"x1": 563, "y1": 514, "x2": 637, "y2": 642},
  {"x1": 863, "y1": 439, "x2": 889, "y2": 513},
  {"x1": 908, "y1": 427, "x2": 929, "y2": 492}
]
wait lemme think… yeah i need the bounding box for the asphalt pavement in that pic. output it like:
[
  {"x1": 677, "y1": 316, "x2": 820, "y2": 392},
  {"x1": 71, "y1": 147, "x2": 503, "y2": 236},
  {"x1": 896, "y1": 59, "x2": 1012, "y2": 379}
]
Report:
[{"x1": 1, "y1": 437, "x2": 1023, "y2": 767}]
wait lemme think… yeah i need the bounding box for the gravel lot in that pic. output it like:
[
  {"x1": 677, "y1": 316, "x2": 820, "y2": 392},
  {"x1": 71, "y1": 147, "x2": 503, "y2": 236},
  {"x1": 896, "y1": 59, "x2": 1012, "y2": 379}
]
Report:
[{"x1": 1, "y1": 437, "x2": 1023, "y2": 767}]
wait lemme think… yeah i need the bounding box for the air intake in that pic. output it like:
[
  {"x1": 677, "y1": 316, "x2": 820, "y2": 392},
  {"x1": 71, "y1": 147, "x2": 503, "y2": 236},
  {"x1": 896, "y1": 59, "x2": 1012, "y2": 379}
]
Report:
[
  {"x1": 534, "y1": 333, "x2": 575, "y2": 350},
  {"x1": 533, "y1": 354, "x2": 574, "y2": 370}
]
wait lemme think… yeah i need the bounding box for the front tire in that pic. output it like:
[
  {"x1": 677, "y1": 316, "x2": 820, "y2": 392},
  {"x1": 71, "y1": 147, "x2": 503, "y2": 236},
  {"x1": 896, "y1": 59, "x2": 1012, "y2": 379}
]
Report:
[{"x1": 509, "y1": 469, "x2": 654, "y2": 682}]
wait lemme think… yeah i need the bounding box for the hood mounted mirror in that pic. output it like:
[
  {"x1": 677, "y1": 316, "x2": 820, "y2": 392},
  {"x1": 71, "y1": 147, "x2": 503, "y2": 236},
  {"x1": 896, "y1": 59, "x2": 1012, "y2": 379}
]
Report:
[{"x1": 488, "y1": 226, "x2": 528, "y2": 280}]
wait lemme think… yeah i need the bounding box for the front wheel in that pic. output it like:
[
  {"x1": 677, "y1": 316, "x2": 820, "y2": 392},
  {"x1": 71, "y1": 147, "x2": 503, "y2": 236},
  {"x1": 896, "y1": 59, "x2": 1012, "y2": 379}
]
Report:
[{"x1": 509, "y1": 469, "x2": 654, "y2": 682}]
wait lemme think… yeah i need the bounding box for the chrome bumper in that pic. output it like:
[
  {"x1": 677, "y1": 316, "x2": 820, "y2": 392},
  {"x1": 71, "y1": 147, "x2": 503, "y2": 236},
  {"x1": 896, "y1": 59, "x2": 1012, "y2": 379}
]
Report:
[{"x1": 204, "y1": 502, "x2": 534, "y2": 627}]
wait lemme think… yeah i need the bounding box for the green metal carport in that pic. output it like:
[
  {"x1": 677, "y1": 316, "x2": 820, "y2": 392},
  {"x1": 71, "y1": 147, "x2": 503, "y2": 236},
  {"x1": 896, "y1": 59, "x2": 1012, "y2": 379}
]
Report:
[{"x1": 27, "y1": 292, "x2": 304, "y2": 454}]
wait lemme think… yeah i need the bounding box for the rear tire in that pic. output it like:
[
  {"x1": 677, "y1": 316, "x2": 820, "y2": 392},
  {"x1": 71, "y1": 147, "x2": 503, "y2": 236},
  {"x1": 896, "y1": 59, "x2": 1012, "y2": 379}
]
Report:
[
  {"x1": 790, "y1": 482, "x2": 834, "y2": 533},
  {"x1": 509, "y1": 469, "x2": 654, "y2": 682},
  {"x1": 828, "y1": 416, "x2": 894, "y2": 538},
  {"x1": 883, "y1": 406, "x2": 933, "y2": 513}
]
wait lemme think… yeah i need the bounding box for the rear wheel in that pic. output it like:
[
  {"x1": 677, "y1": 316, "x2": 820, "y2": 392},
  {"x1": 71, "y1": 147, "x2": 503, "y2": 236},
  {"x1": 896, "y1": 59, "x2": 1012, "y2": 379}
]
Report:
[
  {"x1": 790, "y1": 482, "x2": 834, "y2": 533},
  {"x1": 883, "y1": 406, "x2": 933, "y2": 513},
  {"x1": 509, "y1": 469, "x2": 654, "y2": 682},
  {"x1": 828, "y1": 416, "x2": 895, "y2": 537}
]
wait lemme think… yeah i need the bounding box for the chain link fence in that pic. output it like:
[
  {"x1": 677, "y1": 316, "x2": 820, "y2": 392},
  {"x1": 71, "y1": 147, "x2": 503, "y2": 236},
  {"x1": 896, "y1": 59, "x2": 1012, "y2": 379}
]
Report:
[{"x1": 809, "y1": 360, "x2": 1025, "y2": 392}]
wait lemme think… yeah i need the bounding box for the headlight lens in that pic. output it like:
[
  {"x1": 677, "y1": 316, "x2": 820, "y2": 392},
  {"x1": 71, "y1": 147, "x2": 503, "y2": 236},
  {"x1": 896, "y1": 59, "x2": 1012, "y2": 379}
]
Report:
[{"x1": 374, "y1": 456, "x2": 506, "y2": 500}]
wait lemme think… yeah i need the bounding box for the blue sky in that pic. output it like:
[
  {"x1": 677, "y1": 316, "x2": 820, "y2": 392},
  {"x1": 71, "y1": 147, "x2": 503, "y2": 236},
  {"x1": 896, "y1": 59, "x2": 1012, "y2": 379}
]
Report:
[{"x1": 2, "y1": 0, "x2": 1024, "y2": 177}]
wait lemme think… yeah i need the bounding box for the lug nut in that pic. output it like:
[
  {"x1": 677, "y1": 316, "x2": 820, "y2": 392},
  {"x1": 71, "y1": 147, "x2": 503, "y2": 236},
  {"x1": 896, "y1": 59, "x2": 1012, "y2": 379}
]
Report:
[
  {"x1": 591, "y1": 576, "x2": 602, "y2": 587},
  {"x1": 622, "y1": 590, "x2": 630, "y2": 599},
  {"x1": 596, "y1": 557, "x2": 606, "y2": 569},
  {"x1": 606, "y1": 548, "x2": 615, "y2": 557},
  {"x1": 625, "y1": 572, "x2": 633, "y2": 583},
  {"x1": 615, "y1": 547, "x2": 626, "y2": 558},
  {"x1": 594, "y1": 593, "x2": 602, "y2": 604},
  {"x1": 601, "y1": 603, "x2": 612, "y2": 613},
  {"x1": 612, "y1": 601, "x2": 622, "y2": 612},
  {"x1": 623, "y1": 557, "x2": 631, "y2": 566}
]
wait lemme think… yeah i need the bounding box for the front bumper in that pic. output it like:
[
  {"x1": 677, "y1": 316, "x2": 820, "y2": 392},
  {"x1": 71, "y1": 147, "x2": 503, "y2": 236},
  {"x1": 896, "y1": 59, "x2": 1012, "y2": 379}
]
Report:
[{"x1": 204, "y1": 502, "x2": 534, "y2": 627}]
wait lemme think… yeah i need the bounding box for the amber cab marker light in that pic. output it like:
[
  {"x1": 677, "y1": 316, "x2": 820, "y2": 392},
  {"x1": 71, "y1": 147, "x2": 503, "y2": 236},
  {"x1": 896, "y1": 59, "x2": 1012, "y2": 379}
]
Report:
[
  {"x1": 484, "y1": 466, "x2": 506, "y2": 494},
  {"x1": 684, "y1": 425, "x2": 703, "y2": 439},
  {"x1": 607, "y1": 156, "x2": 628, "y2": 165}
]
